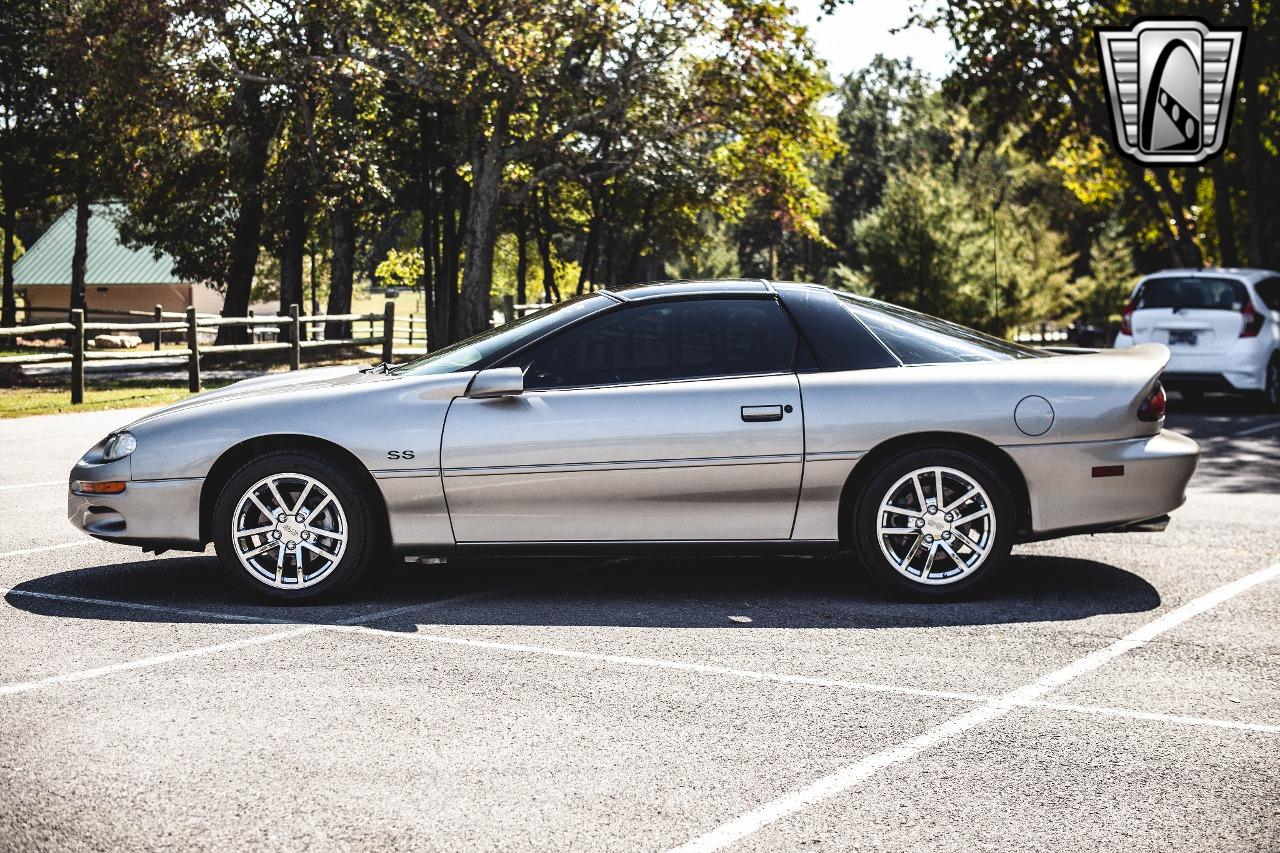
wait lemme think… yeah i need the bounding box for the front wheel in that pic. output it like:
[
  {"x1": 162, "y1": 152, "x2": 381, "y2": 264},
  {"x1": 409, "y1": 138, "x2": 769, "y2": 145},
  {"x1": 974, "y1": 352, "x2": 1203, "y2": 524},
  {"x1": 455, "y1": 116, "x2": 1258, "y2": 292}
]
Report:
[
  {"x1": 213, "y1": 450, "x2": 381, "y2": 602},
  {"x1": 850, "y1": 448, "x2": 1014, "y2": 599}
]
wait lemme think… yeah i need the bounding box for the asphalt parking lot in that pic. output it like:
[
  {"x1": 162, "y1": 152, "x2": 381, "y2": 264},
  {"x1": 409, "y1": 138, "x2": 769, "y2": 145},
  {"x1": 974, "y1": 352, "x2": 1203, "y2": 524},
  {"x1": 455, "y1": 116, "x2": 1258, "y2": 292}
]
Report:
[{"x1": 1, "y1": 398, "x2": 1278, "y2": 851}]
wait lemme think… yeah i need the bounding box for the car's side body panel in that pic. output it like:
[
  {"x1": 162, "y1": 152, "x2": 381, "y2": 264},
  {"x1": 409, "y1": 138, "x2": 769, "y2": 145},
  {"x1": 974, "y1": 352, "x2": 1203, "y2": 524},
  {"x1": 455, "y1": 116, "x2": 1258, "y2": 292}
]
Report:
[
  {"x1": 439, "y1": 374, "x2": 804, "y2": 541},
  {"x1": 66, "y1": 282, "x2": 1200, "y2": 559},
  {"x1": 1006, "y1": 431, "x2": 1198, "y2": 534}
]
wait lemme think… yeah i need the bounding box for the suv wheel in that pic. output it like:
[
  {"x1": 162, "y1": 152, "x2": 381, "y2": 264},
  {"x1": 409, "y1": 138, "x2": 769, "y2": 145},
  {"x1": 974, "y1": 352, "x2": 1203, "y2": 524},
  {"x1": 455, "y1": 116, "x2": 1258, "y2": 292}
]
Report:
[{"x1": 1261, "y1": 356, "x2": 1280, "y2": 412}]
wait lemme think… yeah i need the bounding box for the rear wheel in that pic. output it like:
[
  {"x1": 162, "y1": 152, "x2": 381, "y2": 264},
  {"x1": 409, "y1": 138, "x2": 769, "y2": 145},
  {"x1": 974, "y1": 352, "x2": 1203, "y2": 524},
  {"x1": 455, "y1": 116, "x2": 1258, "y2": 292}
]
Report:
[
  {"x1": 850, "y1": 447, "x2": 1014, "y2": 599},
  {"x1": 213, "y1": 450, "x2": 380, "y2": 603},
  {"x1": 1260, "y1": 356, "x2": 1280, "y2": 412}
]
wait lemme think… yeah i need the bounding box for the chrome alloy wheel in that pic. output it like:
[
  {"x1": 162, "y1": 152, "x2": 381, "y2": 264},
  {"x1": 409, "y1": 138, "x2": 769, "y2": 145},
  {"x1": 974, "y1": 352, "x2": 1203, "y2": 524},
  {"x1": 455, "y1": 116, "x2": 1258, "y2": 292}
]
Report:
[
  {"x1": 231, "y1": 472, "x2": 348, "y2": 589},
  {"x1": 875, "y1": 465, "x2": 996, "y2": 586}
]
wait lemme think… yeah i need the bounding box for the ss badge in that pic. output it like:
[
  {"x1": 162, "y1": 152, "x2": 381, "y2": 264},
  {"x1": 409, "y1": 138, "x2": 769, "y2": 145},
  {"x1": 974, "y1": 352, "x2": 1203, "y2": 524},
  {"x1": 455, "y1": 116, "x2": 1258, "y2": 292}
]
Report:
[{"x1": 386, "y1": 450, "x2": 415, "y2": 460}]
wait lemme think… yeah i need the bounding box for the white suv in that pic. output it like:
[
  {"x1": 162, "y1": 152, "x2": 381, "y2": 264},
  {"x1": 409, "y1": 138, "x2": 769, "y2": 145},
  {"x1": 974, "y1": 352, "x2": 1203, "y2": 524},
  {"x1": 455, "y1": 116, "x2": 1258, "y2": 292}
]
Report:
[{"x1": 1114, "y1": 268, "x2": 1280, "y2": 409}]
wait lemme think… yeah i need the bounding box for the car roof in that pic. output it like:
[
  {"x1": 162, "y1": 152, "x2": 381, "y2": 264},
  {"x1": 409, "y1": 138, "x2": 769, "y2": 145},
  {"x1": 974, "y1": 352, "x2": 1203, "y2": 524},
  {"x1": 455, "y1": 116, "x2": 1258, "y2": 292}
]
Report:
[
  {"x1": 1141, "y1": 267, "x2": 1279, "y2": 285},
  {"x1": 604, "y1": 279, "x2": 774, "y2": 301}
]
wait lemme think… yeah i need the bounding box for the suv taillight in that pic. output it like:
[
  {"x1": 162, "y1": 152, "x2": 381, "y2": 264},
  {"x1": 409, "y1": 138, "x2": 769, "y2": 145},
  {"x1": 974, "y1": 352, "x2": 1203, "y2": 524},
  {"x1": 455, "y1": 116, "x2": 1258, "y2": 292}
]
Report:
[
  {"x1": 1120, "y1": 299, "x2": 1136, "y2": 336},
  {"x1": 1138, "y1": 382, "x2": 1166, "y2": 422},
  {"x1": 1241, "y1": 300, "x2": 1265, "y2": 337}
]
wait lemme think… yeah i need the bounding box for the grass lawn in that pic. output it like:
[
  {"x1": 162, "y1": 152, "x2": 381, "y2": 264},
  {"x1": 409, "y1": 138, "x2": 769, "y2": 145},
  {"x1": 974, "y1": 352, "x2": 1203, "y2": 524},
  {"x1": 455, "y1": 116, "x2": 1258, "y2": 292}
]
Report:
[
  {"x1": 0, "y1": 352, "x2": 381, "y2": 419},
  {"x1": 0, "y1": 381, "x2": 234, "y2": 419}
]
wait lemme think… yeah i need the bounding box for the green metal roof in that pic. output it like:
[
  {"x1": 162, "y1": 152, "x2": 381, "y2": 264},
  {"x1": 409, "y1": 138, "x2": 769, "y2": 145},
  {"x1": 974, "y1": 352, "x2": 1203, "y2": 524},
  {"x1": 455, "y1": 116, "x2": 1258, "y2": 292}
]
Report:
[{"x1": 13, "y1": 203, "x2": 186, "y2": 286}]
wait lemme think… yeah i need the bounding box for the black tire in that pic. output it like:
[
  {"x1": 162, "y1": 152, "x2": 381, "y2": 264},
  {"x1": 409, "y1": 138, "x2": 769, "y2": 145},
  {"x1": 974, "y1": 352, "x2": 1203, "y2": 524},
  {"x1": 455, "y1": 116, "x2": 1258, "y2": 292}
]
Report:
[
  {"x1": 1259, "y1": 356, "x2": 1280, "y2": 413},
  {"x1": 850, "y1": 447, "x2": 1014, "y2": 599},
  {"x1": 212, "y1": 450, "x2": 382, "y2": 603}
]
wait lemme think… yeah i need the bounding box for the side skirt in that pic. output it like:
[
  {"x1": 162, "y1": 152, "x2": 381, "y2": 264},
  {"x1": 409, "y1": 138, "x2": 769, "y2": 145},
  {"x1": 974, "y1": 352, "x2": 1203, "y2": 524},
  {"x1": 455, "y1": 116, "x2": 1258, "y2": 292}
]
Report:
[{"x1": 448, "y1": 540, "x2": 843, "y2": 558}]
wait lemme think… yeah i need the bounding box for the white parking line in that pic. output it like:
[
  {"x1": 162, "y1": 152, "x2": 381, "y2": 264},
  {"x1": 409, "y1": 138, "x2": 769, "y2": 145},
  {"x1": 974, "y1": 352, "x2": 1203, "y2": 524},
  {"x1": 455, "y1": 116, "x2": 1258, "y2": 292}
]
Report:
[
  {"x1": 0, "y1": 586, "x2": 280, "y2": 624},
  {"x1": 0, "y1": 481, "x2": 64, "y2": 491},
  {"x1": 336, "y1": 624, "x2": 992, "y2": 703},
  {"x1": 337, "y1": 625, "x2": 1280, "y2": 736},
  {"x1": 1235, "y1": 421, "x2": 1280, "y2": 437},
  {"x1": 0, "y1": 626, "x2": 318, "y2": 697},
  {"x1": 0, "y1": 542, "x2": 83, "y2": 559},
  {"x1": 0, "y1": 581, "x2": 552, "y2": 698},
  {"x1": 668, "y1": 561, "x2": 1280, "y2": 853}
]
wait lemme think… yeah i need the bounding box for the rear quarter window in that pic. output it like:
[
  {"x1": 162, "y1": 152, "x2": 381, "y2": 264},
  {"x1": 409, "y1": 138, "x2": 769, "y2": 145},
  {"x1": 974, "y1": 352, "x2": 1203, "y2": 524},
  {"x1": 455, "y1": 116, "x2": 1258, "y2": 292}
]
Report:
[{"x1": 837, "y1": 295, "x2": 1046, "y2": 365}]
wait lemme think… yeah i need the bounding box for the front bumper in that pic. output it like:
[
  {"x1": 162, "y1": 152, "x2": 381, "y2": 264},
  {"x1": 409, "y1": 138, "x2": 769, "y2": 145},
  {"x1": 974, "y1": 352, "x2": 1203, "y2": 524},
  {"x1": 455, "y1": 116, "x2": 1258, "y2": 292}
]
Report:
[
  {"x1": 68, "y1": 457, "x2": 204, "y2": 549},
  {"x1": 1005, "y1": 430, "x2": 1199, "y2": 537}
]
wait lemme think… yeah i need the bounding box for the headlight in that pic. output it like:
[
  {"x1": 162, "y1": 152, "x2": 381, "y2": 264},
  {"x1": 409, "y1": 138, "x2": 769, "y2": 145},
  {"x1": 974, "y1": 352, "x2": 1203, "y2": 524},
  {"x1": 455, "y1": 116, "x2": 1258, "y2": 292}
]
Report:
[{"x1": 102, "y1": 432, "x2": 137, "y2": 461}]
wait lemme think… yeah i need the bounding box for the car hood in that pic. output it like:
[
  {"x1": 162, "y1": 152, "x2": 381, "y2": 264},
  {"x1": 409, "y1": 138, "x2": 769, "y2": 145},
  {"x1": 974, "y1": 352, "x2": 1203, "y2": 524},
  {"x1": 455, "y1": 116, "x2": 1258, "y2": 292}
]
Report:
[{"x1": 124, "y1": 364, "x2": 378, "y2": 429}]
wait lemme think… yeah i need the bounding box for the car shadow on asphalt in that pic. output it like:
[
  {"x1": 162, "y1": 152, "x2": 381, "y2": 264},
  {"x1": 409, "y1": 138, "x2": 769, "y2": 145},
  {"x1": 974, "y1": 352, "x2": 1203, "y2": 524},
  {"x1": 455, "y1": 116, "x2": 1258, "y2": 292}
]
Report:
[{"x1": 4, "y1": 552, "x2": 1160, "y2": 631}]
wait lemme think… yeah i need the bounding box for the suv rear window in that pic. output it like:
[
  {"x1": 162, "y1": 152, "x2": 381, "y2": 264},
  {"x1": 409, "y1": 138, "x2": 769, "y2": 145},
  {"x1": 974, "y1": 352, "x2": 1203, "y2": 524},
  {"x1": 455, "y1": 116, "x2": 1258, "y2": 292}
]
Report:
[{"x1": 1136, "y1": 277, "x2": 1248, "y2": 311}]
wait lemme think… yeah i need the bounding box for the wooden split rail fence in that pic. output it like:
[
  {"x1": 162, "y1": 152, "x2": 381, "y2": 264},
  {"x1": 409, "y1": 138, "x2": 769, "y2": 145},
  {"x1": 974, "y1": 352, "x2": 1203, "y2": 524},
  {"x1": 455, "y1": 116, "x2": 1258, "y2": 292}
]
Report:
[{"x1": 0, "y1": 301, "x2": 397, "y2": 404}]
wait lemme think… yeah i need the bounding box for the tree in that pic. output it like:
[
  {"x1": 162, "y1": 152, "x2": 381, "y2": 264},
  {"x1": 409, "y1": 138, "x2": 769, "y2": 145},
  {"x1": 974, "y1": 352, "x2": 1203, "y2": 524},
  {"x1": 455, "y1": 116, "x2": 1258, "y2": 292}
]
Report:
[
  {"x1": 0, "y1": 0, "x2": 55, "y2": 326},
  {"x1": 924, "y1": 0, "x2": 1279, "y2": 270}
]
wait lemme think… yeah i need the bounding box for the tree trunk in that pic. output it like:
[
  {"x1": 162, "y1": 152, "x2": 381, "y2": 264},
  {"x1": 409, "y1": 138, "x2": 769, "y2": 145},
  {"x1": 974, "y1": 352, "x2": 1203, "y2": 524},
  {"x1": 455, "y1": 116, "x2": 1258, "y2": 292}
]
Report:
[
  {"x1": 325, "y1": 30, "x2": 357, "y2": 341},
  {"x1": 1211, "y1": 161, "x2": 1239, "y2": 267},
  {"x1": 69, "y1": 188, "x2": 90, "y2": 315},
  {"x1": 218, "y1": 81, "x2": 271, "y2": 345},
  {"x1": 440, "y1": 166, "x2": 466, "y2": 341},
  {"x1": 326, "y1": 206, "x2": 355, "y2": 339},
  {"x1": 537, "y1": 186, "x2": 560, "y2": 302},
  {"x1": 576, "y1": 202, "x2": 599, "y2": 296},
  {"x1": 515, "y1": 202, "x2": 528, "y2": 306},
  {"x1": 418, "y1": 100, "x2": 438, "y2": 349},
  {"x1": 1241, "y1": 75, "x2": 1266, "y2": 265},
  {"x1": 457, "y1": 140, "x2": 503, "y2": 339},
  {"x1": 1, "y1": 201, "x2": 15, "y2": 327},
  {"x1": 279, "y1": 183, "x2": 307, "y2": 334}
]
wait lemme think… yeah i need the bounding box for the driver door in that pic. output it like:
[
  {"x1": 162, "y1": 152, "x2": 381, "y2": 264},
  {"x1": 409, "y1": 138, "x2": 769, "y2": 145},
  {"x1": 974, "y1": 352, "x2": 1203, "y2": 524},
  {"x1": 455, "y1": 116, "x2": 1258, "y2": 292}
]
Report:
[{"x1": 440, "y1": 297, "x2": 805, "y2": 543}]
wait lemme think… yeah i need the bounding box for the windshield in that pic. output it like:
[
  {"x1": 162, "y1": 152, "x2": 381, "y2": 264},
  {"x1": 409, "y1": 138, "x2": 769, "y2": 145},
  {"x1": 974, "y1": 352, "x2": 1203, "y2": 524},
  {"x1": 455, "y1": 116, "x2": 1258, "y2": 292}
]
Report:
[
  {"x1": 836, "y1": 294, "x2": 1047, "y2": 364},
  {"x1": 1136, "y1": 277, "x2": 1247, "y2": 311},
  {"x1": 389, "y1": 294, "x2": 611, "y2": 376}
]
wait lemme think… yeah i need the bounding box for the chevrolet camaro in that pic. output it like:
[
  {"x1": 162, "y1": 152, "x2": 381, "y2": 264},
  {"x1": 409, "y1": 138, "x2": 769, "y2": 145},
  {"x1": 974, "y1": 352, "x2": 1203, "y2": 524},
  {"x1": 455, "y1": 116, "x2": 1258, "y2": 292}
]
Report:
[{"x1": 69, "y1": 280, "x2": 1199, "y2": 601}]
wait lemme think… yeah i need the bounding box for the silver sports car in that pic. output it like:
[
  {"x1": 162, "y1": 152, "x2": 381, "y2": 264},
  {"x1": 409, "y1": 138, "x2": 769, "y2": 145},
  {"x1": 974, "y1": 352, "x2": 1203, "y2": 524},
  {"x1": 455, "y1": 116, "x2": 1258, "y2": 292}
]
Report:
[{"x1": 68, "y1": 280, "x2": 1199, "y2": 601}]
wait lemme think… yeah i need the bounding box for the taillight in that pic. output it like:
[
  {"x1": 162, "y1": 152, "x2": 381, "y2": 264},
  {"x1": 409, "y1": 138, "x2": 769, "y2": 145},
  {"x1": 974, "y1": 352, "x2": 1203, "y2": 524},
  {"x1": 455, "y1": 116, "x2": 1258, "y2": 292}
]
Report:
[
  {"x1": 1120, "y1": 299, "x2": 1136, "y2": 336},
  {"x1": 1241, "y1": 300, "x2": 1265, "y2": 337},
  {"x1": 1138, "y1": 383, "x2": 1166, "y2": 422}
]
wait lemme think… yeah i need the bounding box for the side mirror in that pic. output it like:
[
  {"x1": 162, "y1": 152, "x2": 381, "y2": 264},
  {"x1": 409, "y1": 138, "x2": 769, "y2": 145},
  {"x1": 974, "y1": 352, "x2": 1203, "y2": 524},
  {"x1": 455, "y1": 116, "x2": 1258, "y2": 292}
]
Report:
[{"x1": 467, "y1": 367, "x2": 524, "y2": 399}]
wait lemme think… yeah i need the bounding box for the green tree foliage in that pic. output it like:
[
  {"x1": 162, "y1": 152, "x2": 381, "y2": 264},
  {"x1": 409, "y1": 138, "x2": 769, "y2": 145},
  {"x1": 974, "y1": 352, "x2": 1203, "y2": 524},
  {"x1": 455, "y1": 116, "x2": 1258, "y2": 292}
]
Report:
[
  {"x1": 15, "y1": 0, "x2": 1268, "y2": 351},
  {"x1": 925, "y1": 0, "x2": 1280, "y2": 271}
]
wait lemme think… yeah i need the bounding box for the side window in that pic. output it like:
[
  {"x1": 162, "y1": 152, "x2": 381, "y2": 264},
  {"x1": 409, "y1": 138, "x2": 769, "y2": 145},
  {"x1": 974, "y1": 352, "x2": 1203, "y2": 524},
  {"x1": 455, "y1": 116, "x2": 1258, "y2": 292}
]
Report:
[
  {"x1": 846, "y1": 299, "x2": 1043, "y2": 364},
  {"x1": 511, "y1": 298, "x2": 798, "y2": 390},
  {"x1": 1257, "y1": 278, "x2": 1280, "y2": 311},
  {"x1": 775, "y1": 286, "x2": 898, "y2": 371}
]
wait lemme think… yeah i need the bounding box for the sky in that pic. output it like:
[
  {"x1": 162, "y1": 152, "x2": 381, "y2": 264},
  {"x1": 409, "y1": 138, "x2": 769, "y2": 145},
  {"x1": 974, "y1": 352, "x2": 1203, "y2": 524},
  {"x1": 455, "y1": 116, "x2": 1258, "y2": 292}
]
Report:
[{"x1": 790, "y1": 0, "x2": 955, "y2": 84}]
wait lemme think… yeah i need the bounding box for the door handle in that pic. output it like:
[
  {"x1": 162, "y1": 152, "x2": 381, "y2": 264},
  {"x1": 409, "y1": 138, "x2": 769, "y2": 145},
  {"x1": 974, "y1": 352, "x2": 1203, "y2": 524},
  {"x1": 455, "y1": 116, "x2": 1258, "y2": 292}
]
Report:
[{"x1": 741, "y1": 405, "x2": 784, "y2": 422}]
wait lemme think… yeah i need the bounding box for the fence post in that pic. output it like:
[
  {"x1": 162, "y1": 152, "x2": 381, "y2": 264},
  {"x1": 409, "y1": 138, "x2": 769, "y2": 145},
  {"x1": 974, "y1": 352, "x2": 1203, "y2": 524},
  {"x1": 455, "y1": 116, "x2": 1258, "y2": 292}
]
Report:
[
  {"x1": 70, "y1": 308, "x2": 85, "y2": 405},
  {"x1": 290, "y1": 304, "x2": 301, "y2": 371},
  {"x1": 153, "y1": 304, "x2": 163, "y2": 350},
  {"x1": 502, "y1": 294, "x2": 515, "y2": 324},
  {"x1": 408, "y1": 313, "x2": 415, "y2": 346},
  {"x1": 186, "y1": 306, "x2": 201, "y2": 393},
  {"x1": 382, "y1": 299, "x2": 395, "y2": 364}
]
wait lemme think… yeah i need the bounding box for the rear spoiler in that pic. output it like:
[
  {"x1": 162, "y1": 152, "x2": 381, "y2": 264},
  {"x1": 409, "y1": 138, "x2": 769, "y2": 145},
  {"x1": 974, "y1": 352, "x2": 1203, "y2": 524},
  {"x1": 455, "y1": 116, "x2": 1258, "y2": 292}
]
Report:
[{"x1": 1039, "y1": 346, "x2": 1098, "y2": 355}]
